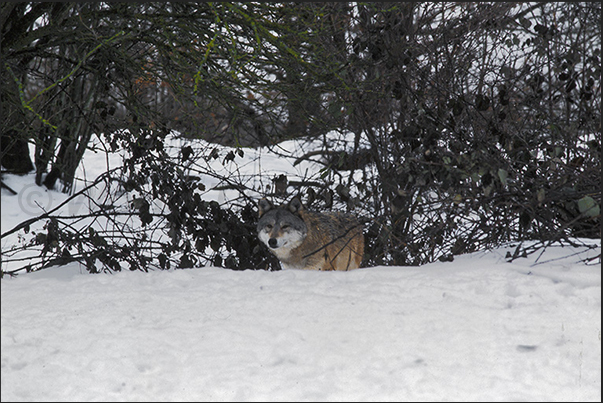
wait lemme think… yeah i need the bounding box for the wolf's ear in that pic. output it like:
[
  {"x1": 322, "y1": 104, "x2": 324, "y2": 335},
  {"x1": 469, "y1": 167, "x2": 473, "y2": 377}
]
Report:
[
  {"x1": 288, "y1": 197, "x2": 304, "y2": 215},
  {"x1": 258, "y1": 198, "x2": 273, "y2": 217}
]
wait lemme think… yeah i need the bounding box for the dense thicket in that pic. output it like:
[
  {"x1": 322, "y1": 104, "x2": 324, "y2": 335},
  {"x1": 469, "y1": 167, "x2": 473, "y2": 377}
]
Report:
[{"x1": 1, "y1": 2, "x2": 600, "y2": 274}]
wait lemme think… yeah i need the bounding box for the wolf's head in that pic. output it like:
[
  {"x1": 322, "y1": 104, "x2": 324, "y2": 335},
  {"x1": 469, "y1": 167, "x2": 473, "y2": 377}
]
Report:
[{"x1": 257, "y1": 198, "x2": 307, "y2": 255}]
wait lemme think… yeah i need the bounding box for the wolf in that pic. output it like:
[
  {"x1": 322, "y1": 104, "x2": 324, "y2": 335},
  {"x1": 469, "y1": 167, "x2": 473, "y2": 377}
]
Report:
[{"x1": 257, "y1": 197, "x2": 364, "y2": 271}]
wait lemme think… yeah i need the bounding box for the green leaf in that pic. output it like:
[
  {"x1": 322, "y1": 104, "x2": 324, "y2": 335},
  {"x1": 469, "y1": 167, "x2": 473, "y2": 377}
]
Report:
[
  {"x1": 536, "y1": 189, "x2": 546, "y2": 203},
  {"x1": 577, "y1": 196, "x2": 600, "y2": 218},
  {"x1": 497, "y1": 168, "x2": 508, "y2": 187}
]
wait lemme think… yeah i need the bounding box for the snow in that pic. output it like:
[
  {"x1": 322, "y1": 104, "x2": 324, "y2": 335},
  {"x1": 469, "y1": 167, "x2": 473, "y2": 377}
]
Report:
[
  {"x1": 1, "y1": 132, "x2": 601, "y2": 401},
  {"x1": 1, "y1": 249, "x2": 601, "y2": 401}
]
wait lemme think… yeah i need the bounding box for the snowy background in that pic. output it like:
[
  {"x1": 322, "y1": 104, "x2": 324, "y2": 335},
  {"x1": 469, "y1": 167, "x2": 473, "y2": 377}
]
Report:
[{"x1": 1, "y1": 133, "x2": 601, "y2": 401}]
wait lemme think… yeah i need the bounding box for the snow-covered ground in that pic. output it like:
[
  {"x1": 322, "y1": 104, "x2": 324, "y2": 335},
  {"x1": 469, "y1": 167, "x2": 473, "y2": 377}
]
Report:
[
  {"x1": 1, "y1": 132, "x2": 601, "y2": 401},
  {"x1": 1, "y1": 246, "x2": 601, "y2": 401}
]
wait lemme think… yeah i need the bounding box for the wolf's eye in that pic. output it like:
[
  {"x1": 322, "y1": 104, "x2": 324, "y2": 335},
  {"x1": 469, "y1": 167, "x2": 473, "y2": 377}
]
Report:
[
  {"x1": 265, "y1": 224, "x2": 273, "y2": 230},
  {"x1": 281, "y1": 224, "x2": 290, "y2": 230}
]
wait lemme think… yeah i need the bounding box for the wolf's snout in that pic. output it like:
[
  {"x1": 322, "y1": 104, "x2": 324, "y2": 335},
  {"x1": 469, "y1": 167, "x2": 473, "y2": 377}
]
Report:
[{"x1": 268, "y1": 238, "x2": 278, "y2": 248}]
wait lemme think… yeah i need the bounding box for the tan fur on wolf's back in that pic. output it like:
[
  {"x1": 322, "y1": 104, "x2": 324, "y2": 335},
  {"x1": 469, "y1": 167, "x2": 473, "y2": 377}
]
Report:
[{"x1": 257, "y1": 197, "x2": 364, "y2": 271}]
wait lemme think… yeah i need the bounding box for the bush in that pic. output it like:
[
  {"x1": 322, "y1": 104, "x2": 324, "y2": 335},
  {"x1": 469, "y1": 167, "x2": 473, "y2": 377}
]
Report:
[{"x1": 1, "y1": 3, "x2": 600, "y2": 275}]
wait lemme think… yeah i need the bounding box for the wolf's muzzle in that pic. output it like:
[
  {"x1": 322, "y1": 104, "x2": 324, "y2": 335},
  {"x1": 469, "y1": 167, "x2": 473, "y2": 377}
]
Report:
[{"x1": 268, "y1": 238, "x2": 278, "y2": 248}]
